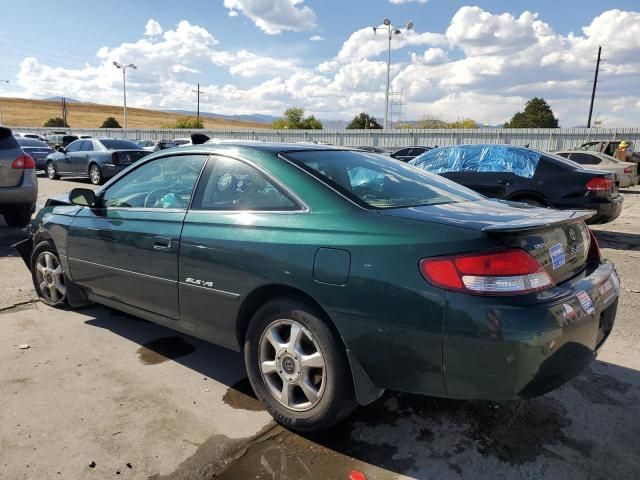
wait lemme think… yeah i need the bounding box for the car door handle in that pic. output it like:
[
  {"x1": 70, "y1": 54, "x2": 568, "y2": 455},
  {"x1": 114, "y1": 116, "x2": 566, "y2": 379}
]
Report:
[
  {"x1": 498, "y1": 180, "x2": 511, "y2": 186},
  {"x1": 153, "y1": 237, "x2": 173, "y2": 250}
]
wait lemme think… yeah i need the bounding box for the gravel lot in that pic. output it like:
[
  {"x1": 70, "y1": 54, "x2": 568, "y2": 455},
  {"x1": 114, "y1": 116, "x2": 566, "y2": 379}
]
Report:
[{"x1": 1, "y1": 175, "x2": 639, "y2": 480}]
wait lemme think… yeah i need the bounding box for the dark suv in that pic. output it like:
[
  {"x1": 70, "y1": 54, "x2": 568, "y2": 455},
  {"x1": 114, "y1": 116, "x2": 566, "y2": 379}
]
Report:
[
  {"x1": 0, "y1": 126, "x2": 38, "y2": 226},
  {"x1": 411, "y1": 144, "x2": 623, "y2": 224}
]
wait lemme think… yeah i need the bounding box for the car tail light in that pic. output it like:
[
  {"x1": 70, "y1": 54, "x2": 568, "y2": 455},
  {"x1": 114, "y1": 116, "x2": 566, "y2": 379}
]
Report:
[
  {"x1": 12, "y1": 154, "x2": 35, "y2": 169},
  {"x1": 624, "y1": 166, "x2": 633, "y2": 175},
  {"x1": 420, "y1": 249, "x2": 553, "y2": 295},
  {"x1": 586, "y1": 177, "x2": 613, "y2": 191},
  {"x1": 587, "y1": 229, "x2": 601, "y2": 262}
]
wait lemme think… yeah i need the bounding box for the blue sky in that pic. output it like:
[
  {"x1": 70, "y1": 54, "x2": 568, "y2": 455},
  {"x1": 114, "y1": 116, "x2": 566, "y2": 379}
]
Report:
[{"x1": 1, "y1": 0, "x2": 639, "y2": 126}]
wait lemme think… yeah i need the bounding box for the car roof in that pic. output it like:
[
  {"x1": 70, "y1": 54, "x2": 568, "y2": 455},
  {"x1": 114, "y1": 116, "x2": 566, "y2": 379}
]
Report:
[{"x1": 178, "y1": 141, "x2": 355, "y2": 154}]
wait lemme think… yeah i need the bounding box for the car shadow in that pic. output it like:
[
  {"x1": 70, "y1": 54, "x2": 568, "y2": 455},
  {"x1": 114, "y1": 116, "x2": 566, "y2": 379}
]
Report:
[
  {"x1": 620, "y1": 188, "x2": 640, "y2": 195},
  {"x1": 0, "y1": 218, "x2": 28, "y2": 258},
  {"x1": 594, "y1": 230, "x2": 640, "y2": 251},
  {"x1": 81, "y1": 305, "x2": 640, "y2": 479}
]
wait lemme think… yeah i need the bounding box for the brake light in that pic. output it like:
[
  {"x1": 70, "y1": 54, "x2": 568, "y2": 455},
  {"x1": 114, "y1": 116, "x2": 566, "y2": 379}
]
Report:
[
  {"x1": 12, "y1": 154, "x2": 35, "y2": 169},
  {"x1": 420, "y1": 249, "x2": 553, "y2": 295},
  {"x1": 587, "y1": 229, "x2": 601, "y2": 262},
  {"x1": 586, "y1": 177, "x2": 613, "y2": 191},
  {"x1": 624, "y1": 167, "x2": 633, "y2": 175}
]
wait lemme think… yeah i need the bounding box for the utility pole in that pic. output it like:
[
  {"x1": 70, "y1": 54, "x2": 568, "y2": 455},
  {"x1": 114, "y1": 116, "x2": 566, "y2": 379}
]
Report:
[
  {"x1": 61, "y1": 97, "x2": 68, "y2": 127},
  {"x1": 113, "y1": 61, "x2": 137, "y2": 129},
  {"x1": 587, "y1": 45, "x2": 602, "y2": 128},
  {"x1": 192, "y1": 83, "x2": 204, "y2": 123}
]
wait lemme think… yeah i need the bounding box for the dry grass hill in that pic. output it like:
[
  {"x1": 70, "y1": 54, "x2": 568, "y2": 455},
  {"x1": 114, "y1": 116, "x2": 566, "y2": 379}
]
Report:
[{"x1": 0, "y1": 97, "x2": 269, "y2": 129}]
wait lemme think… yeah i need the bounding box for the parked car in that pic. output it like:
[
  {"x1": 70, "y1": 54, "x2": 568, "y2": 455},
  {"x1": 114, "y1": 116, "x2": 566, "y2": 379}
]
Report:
[
  {"x1": 0, "y1": 125, "x2": 37, "y2": 226},
  {"x1": 578, "y1": 140, "x2": 639, "y2": 163},
  {"x1": 133, "y1": 139, "x2": 157, "y2": 151},
  {"x1": 44, "y1": 138, "x2": 149, "y2": 185},
  {"x1": 173, "y1": 138, "x2": 192, "y2": 146},
  {"x1": 14, "y1": 132, "x2": 47, "y2": 142},
  {"x1": 14, "y1": 142, "x2": 619, "y2": 432},
  {"x1": 555, "y1": 150, "x2": 639, "y2": 188},
  {"x1": 390, "y1": 146, "x2": 432, "y2": 162},
  {"x1": 355, "y1": 146, "x2": 390, "y2": 154},
  {"x1": 411, "y1": 144, "x2": 623, "y2": 224},
  {"x1": 44, "y1": 134, "x2": 78, "y2": 149},
  {"x1": 15, "y1": 137, "x2": 55, "y2": 170}
]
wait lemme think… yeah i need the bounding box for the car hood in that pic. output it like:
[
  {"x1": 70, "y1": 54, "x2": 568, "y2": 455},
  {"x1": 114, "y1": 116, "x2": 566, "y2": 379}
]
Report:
[{"x1": 378, "y1": 199, "x2": 594, "y2": 232}]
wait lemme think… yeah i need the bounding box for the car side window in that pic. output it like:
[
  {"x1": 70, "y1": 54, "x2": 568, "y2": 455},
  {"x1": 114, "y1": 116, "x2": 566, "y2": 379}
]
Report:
[
  {"x1": 570, "y1": 153, "x2": 599, "y2": 165},
  {"x1": 395, "y1": 148, "x2": 410, "y2": 157},
  {"x1": 102, "y1": 155, "x2": 207, "y2": 209},
  {"x1": 81, "y1": 141, "x2": 94, "y2": 152},
  {"x1": 193, "y1": 156, "x2": 297, "y2": 211},
  {"x1": 66, "y1": 141, "x2": 83, "y2": 153}
]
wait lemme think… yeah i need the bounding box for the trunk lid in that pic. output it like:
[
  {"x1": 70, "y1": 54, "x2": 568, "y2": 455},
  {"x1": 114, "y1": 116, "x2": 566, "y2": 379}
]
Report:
[
  {"x1": 0, "y1": 126, "x2": 24, "y2": 188},
  {"x1": 380, "y1": 199, "x2": 593, "y2": 284}
]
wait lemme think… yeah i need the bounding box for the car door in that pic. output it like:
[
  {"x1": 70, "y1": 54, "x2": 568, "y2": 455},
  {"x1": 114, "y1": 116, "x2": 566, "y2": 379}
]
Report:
[
  {"x1": 178, "y1": 155, "x2": 302, "y2": 349},
  {"x1": 76, "y1": 139, "x2": 95, "y2": 174},
  {"x1": 56, "y1": 140, "x2": 83, "y2": 174},
  {"x1": 66, "y1": 154, "x2": 208, "y2": 319}
]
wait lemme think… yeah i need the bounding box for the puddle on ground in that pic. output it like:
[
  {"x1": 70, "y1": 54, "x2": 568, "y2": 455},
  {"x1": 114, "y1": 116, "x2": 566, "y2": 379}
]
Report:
[
  {"x1": 570, "y1": 366, "x2": 633, "y2": 406},
  {"x1": 136, "y1": 336, "x2": 196, "y2": 365},
  {"x1": 223, "y1": 378, "x2": 265, "y2": 411}
]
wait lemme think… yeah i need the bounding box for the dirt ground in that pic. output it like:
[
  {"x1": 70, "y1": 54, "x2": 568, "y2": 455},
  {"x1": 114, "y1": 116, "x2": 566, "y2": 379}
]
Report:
[{"x1": 1, "y1": 175, "x2": 639, "y2": 480}]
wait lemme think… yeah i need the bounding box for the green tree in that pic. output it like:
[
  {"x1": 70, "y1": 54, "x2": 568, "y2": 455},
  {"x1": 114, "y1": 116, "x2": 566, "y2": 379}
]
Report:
[
  {"x1": 272, "y1": 108, "x2": 323, "y2": 129},
  {"x1": 448, "y1": 118, "x2": 479, "y2": 129},
  {"x1": 173, "y1": 116, "x2": 204, "y2": 129},
  {"x1": 43, "y1": 117, "x2": 68, "y2": 128},
  {"x1": 99, "y1": 117, "x2": 121, "y2": 128},
  {"x1": 504, "y1": 98, "x2": 559, "y2": 128},
  {"x1": 346, "y1": 113, "x2": 382, "y2": 129},
  {"x1": 416, "y1": 116, "x2": 449, "y2": 129}
]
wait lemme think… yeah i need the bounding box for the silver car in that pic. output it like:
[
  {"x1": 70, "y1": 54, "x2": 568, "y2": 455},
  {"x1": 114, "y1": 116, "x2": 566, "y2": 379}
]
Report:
[
  {"x1": 0, "y1": 126, "x2": 38, "y2": 227},
  {"x1": 555, "y1": 150, "x2": 639, "y2": 188}
]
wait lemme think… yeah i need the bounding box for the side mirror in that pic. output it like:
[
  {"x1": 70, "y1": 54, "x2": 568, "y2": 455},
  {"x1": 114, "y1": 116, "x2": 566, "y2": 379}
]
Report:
[{"x1": 69, "y1": 188, "x2": 98, "y2": 208}]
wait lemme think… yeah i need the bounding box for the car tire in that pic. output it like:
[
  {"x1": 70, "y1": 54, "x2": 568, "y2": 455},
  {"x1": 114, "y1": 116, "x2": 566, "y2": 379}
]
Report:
[
  {"x1": 31, "y1": 240, "x2": 68, "y2": 308},
  {"x1": 89, "y1": 164, "x2": 103, "y2": 185},
  {"x1": 3, "y1": 206, "x2": 32, "y2": 227},
  {"x1": 244, "y1": 297, "x2": 356, "y2": 432},
  {"x1": 46, "y1": 161, "x2": 59, "y2": 180}
]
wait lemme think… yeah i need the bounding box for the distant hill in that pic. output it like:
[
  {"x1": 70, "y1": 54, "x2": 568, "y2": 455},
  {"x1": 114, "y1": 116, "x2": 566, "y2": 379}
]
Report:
[
  {"x1": 42, "y1": 96, "x2": 81, "y2": 103},
  {"x1": 0, "y1": 97, "x2": 269, "y2": 129},
  {"x1": 166, "y1": 109, "x2": 279, "y2": 125}
]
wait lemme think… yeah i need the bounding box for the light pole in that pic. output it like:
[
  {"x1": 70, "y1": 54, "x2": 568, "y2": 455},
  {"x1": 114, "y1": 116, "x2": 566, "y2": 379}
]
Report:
[
  {"x1": 112, "y1": 61, "x2": 137, "y2": 129},
  {"x1": 372, "y1": 19, "x2": 413, "y2": 129}
]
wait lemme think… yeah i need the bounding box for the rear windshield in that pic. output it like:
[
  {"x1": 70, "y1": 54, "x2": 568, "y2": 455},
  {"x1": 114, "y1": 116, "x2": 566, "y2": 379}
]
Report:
[
  {"x1": 0, "y1": 128, "x2": 18, "y2": 150},
  {"x1": 16, "y1": 137, "x2": 48, "y2": 148},
  {"x1": 98, "y1": 139, "x2": 141, "y2": 150},
  {"x1": 284, "y1": 150, "x2": 482, "y2": 209}
]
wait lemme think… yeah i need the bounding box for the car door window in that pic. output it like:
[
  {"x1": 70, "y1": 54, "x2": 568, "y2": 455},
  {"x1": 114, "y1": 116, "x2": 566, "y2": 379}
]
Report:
[
  {"x1": 102, "y1": 155, "x2": 207, "y2": 209},
  {"x1": 570, "y1": 153, "x2": 600, "y2": 165},
  {"x1": 66, "y1": 141, "x2": 83, "y2": 152},
  {"x1": 394, "y1": 148, "x2": 410, "y2": 157},
  {"x1": 193, "y1": 156, "x2": 297, "y2": 211},
  {"x1": 81, "y1": 141, "x2": 94, "y2": 152}
]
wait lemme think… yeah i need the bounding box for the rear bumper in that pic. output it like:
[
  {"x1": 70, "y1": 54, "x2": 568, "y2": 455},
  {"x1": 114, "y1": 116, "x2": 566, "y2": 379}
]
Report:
[
  {"x1": 100, "y1": 164, "x2": 129, "y2": 179},
  {"x1": 586, "y1": 196, "x2": 623, "y2": 224},
  {"x1": 439, "y1": 260, "x2": 619, "y2": 400},
  {"x1": 0, "y1": 171, "x2": 38, "y2": 208}
]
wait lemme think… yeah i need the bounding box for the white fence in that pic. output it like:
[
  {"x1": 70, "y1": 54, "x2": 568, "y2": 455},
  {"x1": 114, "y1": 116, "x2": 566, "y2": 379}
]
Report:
[{"x1": 14, "y1": 127, "x2": 640, "y2": 151}]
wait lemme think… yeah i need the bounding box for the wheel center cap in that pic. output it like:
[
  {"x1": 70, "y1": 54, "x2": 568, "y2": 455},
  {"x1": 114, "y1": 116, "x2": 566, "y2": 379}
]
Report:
[
  {"x1": 46, "y1": 273, "x2": 54, "y2": 284},
  {"x1": 281, "y1": 355, "x2": 296, "y2": 375}
]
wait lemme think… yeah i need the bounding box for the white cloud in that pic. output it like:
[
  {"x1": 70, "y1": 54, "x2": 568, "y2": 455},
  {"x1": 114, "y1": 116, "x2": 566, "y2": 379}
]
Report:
[
  {"x1": 389, "y1": 0, "x2": 428, "y2": 3},
  {"x1": 144, "y1": 19, "x2": 163, "y2": 36},
  {"x1": 310, "y1": 35, "x2": 325, "y2": 41},
  {"x1": 337, "y1": 25, "x2": 447, "y2": 62},
  {"x1": 8, "y1": 9, "x2": 640, "y2": 127},
  {"x1": 211, "y1": 49, "x2": 300, "y2": 77},
  {"x1": 223, "y1": 0, "x2": 316, "y2": 34}
]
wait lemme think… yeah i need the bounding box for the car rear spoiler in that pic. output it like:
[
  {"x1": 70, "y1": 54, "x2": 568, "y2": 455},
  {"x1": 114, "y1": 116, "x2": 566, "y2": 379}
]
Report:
[
  {"x1": 191, "y1": 133, "x2": 210, "y2": 145},
  {"x1": 481, "y1": 209, "x2": 595, "y2": 233}
]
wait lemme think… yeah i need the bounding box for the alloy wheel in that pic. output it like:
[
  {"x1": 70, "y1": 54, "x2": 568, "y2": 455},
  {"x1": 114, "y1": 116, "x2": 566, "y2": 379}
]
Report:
[
  {"x1": 35, "y1": 252, "x2": 66, "y2": 304},
  {"x1": 258, "y1": 319, "x2": 326, "y2": 412},
  {"x1": 46, "y1": 163, "x2": 56, "y2": 179},
  {"x1": 90, "y1": 166, "x2": 101, "y2": 185}
]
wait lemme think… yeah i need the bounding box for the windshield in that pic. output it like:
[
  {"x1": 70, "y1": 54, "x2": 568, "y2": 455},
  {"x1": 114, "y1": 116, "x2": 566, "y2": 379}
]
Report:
[
  {"x1": 98, "y1": 139, "x2": 141, "y2": 150},
  {"x1": 284, "y1": 150, "x2": 483, "y2": 209}
]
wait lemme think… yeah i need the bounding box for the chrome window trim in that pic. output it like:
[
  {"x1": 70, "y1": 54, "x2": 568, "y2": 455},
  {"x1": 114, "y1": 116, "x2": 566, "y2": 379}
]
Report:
[{"x1": 189, "y1": 152, "x2": 310, "y2": 213}]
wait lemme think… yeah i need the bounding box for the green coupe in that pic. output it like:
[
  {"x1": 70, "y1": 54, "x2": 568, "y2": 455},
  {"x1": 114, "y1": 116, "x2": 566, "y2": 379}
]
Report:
[{"x1": 15, "y1": 142, "x2": 619, "y2": 432}]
